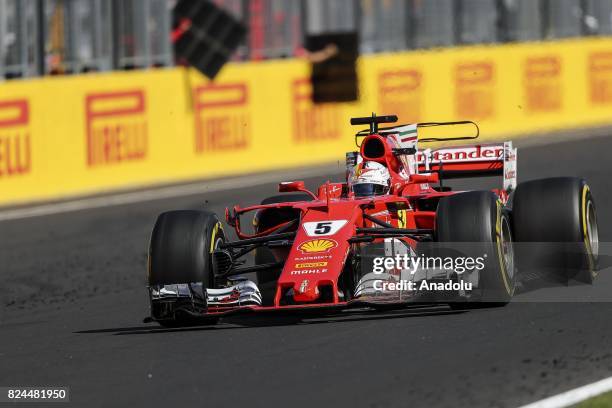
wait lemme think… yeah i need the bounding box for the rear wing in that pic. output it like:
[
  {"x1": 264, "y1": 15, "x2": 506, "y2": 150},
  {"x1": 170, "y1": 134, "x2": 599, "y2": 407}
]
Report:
[
  {"x1": 348, "y1": 114, "x2": 517, "y2": 191},
  {"x1": 417, "y1": 142, "x2": 518, "y2": 191}
]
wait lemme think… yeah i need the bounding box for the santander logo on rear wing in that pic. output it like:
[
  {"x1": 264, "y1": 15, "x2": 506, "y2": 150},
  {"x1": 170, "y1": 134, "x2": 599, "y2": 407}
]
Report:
[{"x1": 417, "y1": 142, "x2": 518, "y2": 191}]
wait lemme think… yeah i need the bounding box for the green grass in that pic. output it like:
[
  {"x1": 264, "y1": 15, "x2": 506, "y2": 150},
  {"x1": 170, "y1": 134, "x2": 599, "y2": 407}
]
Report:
[{"x1": 574, "y1": 392, "x2": 612, "y2": 407}]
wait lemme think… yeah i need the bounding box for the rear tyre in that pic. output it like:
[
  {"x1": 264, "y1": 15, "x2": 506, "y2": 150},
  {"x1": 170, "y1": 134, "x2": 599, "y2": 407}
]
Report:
[
  {"x1": 255, "y1": 193, "x2": 313, "y2": 305},
  {"x1": 148, "y1": 210, "x2": 224, "y2": 326},
  {"x1": 436, "y1": 191, "x2": 515, "y2": 306},
  {"x1": 512, "y1": 178, "x2": 598, "y2": 284}
]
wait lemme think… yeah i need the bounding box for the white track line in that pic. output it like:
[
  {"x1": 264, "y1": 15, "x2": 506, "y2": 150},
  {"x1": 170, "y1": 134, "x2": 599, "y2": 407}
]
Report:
[
  {"x1": 517, "y1": 376, "x2": 612, "y2": 408},
  {"x1": 0, "y1": 165, "x2": 340, "y2": 222}
]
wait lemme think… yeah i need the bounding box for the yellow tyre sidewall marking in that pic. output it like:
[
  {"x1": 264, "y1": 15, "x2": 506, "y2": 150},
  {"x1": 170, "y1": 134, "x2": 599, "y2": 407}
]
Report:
[
  {"x1": 210, "y1": 222, "x2": 224, "y2": 254},
  {"x1": 581, "y1": 185, "x2": 596, "y2": 276},
  {"x1": 495, "y1": 200, "x2": 513, "y2": 296}
]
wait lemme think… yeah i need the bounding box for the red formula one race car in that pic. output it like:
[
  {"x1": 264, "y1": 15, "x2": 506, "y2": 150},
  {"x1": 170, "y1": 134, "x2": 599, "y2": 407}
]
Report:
[{"x1": 145, "y1": 114, "x2": 599, "y2": 326}]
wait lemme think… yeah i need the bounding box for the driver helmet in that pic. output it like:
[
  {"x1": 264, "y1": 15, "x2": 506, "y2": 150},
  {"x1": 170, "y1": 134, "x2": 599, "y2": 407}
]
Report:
[{"x1": 352, "y1": 161, "x2": 391, "y2": 197}]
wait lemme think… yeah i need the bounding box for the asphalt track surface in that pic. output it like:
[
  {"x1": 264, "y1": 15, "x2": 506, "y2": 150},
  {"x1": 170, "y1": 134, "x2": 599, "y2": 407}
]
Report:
[{"x1": 3, "y1": 134, "x2": 612, "y2": 408}]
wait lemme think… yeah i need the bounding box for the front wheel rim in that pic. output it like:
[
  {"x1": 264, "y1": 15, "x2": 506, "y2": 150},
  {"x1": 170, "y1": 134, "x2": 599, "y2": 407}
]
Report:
[
  {"x1": 586, "y1": 199, "x2": 599, "y2": 260},
  {"x1": 500, "y1": 215, "x2": 515, "y2": 280}
]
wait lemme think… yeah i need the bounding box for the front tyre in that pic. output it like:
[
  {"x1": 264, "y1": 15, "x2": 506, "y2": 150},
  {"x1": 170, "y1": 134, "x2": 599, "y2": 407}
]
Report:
[
  {"x1": 436, "y1": 191, "x2": 515, "y2": 306},
  {"x1": 148, "y1": 210, "x2": 224, "y2": 326}
]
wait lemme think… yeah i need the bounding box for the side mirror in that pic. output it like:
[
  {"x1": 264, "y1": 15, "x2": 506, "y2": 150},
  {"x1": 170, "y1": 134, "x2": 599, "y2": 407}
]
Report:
[{"x1": 279, "y1": 181, "x2": 306, "y2": 193}]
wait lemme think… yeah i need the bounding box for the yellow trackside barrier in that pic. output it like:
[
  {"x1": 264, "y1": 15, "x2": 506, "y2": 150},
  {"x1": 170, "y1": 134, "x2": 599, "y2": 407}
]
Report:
[{"x1": 1, "y1": 37, "x2": 612, "y2": 206}]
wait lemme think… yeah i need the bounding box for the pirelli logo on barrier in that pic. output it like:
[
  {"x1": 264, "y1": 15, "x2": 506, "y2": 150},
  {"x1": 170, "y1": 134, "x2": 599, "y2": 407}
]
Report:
[
  {"x1": 193, "y1": 83, "x2": 250, "y2": 153},
  {"x1": 378, "y1": 70, "x2": 422, "y2": 123},
  {"x1": 85, "y1": 90, "x2": 147, "y2": 166},
  {"x1": 293, "y1": 79, "x2": 341, "y2": 142},
  {"x1": 0, "y1": 99, "x2": 31, "y2": 178},
  {"x1": 524, "y1": 56, "x2": 562, "y2": 112},
  {"x1": 589, "y1": 52, "x2": 612, "y2": 105},
  {"x1": 455, "y1": 62, "x2": 495, "y2": 120}
]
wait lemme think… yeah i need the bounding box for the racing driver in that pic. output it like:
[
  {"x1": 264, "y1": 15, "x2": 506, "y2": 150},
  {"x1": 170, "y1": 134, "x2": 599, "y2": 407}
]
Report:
[{"x1": 351, "y1": 161, "x2": 391, "y2": 197}]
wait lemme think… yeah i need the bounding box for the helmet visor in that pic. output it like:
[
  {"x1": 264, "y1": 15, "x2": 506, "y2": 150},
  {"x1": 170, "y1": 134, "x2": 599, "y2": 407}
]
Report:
[{"x1": 353, "y1": 183, "x2": 388, "y2": 197}]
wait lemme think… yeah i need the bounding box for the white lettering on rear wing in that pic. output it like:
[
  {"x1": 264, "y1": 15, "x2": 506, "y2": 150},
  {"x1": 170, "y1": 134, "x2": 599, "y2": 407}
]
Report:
[{"x1": 417, "y1": 142, "x2": 518, "y2": 191}]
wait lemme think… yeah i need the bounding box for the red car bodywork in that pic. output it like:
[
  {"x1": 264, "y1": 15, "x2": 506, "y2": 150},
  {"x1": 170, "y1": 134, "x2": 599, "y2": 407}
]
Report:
[{"x1": 212, "y1": 120, "x2": 516, "y2": 315}]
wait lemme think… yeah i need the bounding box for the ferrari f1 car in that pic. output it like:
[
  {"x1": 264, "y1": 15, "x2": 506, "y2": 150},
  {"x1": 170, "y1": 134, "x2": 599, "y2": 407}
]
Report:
[{"x1": 146, "y1": 114, "x2": 599, "y2": 326}]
